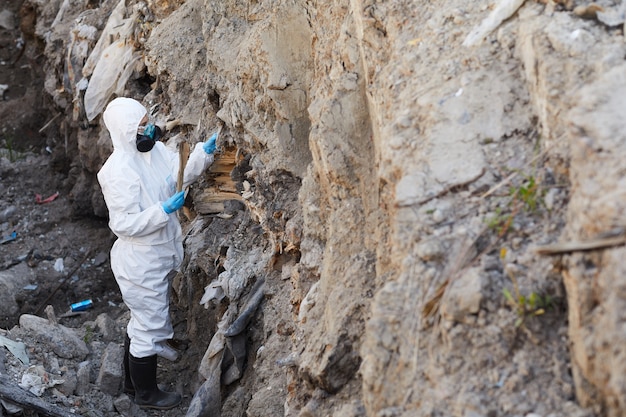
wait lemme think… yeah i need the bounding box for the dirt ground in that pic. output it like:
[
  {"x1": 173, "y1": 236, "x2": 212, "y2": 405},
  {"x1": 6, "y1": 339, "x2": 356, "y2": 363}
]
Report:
[
  {"x1": 0, "y1": 75, "x2": 197, "y2": 417},
  {"x1": 3, "y1": 0, "x2": 622, "y2": 415},
  {"x1": 0, "y1": 1, "x2": 197, "y2": 415},
  {"x1": 0, "y1": 0, "x2": 118, "y2": 337}
]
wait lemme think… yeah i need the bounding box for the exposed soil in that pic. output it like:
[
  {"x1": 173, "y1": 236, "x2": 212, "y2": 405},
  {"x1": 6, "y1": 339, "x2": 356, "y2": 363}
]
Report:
[
  {"x1": 0, "y1": 1, "x2": 195, "y2": 415},
  {"x1": 0, "y1": 0, "x2": 116, "y2": 339}
]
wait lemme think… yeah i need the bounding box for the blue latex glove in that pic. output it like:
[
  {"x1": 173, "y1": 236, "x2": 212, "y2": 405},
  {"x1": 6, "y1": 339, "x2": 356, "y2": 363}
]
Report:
[
  {"x1": 162, "y1": 190, "x2": 185, "y2": 214},
  {"x1": 202, "y1": 132, "x2": 218, "y2": 154}
]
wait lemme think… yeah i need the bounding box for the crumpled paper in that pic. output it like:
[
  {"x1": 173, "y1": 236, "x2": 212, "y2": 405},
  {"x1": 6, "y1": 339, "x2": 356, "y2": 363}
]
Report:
[{"x1": 18, "y1": 365, "x2": 64, "y2": 397}]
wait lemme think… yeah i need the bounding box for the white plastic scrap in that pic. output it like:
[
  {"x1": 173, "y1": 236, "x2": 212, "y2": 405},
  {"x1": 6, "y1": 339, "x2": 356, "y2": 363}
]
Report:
[
  {"x1": 200, "y1": 282, "x2": 225, "y2": 305},
  {"x1": 53, "y1": 258, "x2": 64, "y2": 272},
  {"x1": 463, "y1": 0, "x2": 526, "y2": 47},
  {"x1": 81, "y1": 0, "x2": 127, "y2": 78},
  {"x1": 83, "y1": 40, "x2": 137, "y2": 121},
  {"x1": 18, "y1": 365, "x2": 64, "y2": 397},
  {"x1": 0, "y1": 334, "x2": 29, "y2": 365},
  {"x1": 82, "y1": 0, "x2": 141, "y2": 120}
]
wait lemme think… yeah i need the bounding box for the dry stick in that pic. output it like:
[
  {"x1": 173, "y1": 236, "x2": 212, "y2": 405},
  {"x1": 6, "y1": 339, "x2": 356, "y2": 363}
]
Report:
[
  {"x1": 0, "y1": 374, "x2": 77, "y2": 417},
  {"x1": 34, "y1": 249, "x2": 92, "y2": 316},
  {"x1": 38, "y1": 113, "x2": 61, "y2": 133},
  {"x1": 534, "y1": 234, "x2": 626, "y2": 255}
]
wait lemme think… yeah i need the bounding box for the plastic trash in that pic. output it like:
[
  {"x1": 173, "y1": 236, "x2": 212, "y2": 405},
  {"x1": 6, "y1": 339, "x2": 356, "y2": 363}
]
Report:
[
  {"x1": 19, "y1": 365, "x2": 64, "y2": 396},
  {"x1": 70, "y1": 299, "x2": 93, "y2": 312},
  {"x1": 82, "y1": 0, "x2": 141, "y2": 121},
  {"x1": 53, "y1": 258, "x2": 64, "y2": 272},
  {"x1": 0, "y1": 334, "x2": 29, "y2": 364},
  {"x1": 83, "y1": 39, "x2": 138, "y2": 121},
  {"x1": 82, "y1": 0, "x2": 127, "y2": 78},
  {"x1": 1, "y1": 231, "x2": 16, "y2": 244},
  {"x1": 35, "y1": 192, "x2": 59, "y2": 204}
]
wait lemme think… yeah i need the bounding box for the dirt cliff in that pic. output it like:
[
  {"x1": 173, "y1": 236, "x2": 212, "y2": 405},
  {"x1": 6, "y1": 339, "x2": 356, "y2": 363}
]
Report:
[{"x1": 2, "y1": 0, "x2": 626, "y2": 416}]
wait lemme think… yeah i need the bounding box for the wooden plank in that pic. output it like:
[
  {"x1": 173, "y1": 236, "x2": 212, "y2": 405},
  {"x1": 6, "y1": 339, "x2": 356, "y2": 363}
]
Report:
[
  {"x1": 177, "y1": 140, "x2": 190, "y2": 193},
  {"x1": 0, "y1": 374, "x2": 78, "y2": 417}
]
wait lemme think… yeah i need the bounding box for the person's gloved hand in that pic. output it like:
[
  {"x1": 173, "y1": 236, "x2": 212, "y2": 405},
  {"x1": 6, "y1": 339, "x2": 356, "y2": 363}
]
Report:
[
  {"x1": 161, "y1": 190, "x2": 185, "y2": 214},
  {"x1": 202, "y1": 132, "x2": 218, "y2": 155}
]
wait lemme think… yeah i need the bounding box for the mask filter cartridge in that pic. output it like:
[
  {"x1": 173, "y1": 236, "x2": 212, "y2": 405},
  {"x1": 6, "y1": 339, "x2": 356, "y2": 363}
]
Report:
[{"x1": 136, "y1": 123, "x2": 163, "y2": 152}]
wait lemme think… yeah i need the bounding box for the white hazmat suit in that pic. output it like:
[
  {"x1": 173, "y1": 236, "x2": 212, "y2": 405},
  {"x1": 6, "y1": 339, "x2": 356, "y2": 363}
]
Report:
[{"x1": 97, "y1": 97, "x2": 213, "y2": 358}]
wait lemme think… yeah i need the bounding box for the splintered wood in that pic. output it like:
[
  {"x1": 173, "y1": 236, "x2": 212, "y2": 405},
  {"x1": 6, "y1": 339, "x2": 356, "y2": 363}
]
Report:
[
  {"x1": 177, "y1": 140, "x2": 190, "y2": 193},
  {"x1": 194, "y1": 148, "x2": 243, "y2": 215}
]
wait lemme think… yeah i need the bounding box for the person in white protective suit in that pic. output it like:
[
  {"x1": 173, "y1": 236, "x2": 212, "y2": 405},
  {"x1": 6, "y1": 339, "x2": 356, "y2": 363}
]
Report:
[{"x1": 97, "y1": 97, "x2": 217, "y2": 410}]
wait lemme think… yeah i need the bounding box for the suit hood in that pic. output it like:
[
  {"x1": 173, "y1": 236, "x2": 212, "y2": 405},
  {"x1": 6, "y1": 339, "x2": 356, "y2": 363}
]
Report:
[{"x1": 103, "y1": 97, "x2": 147, "y2": 154}]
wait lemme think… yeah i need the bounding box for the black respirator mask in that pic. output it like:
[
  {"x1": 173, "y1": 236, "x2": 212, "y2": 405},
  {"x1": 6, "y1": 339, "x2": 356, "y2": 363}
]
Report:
[{"x1": 136, "y1": 123, "x2": 163, "y2": 152}]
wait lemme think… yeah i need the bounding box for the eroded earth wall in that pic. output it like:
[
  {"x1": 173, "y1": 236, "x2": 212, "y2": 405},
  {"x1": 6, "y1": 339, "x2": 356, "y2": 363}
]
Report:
[{"x1": 24, "y1": 0, "x2": 626, "y2": 416}]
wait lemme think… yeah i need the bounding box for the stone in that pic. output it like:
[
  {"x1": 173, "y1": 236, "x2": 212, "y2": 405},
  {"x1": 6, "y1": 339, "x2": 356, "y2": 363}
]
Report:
[
  {"x1": 76, "y1": 361, "x2": 91, "y2": 395},
  {"x1": 18, "y1": 314, "x2": 89, "y2": 359},
  {"x1": 0, "y1": 9, "x2": 15, "y2": 30},
  {"x1": 96, "y1": 342, "x2": 124, "y2": 396},
  {"x1": 95, "y1": 313, "x2": 119, "y2": 341},
  {"x1": 57, "y1": 369, "x2": 77, "y2": 396},
  {"x1": 0, "y1": 206, "x2": 16, "y2": 222},
  {"x1": 440, "y1": 267, "x2": 484, "y2": 322},
  {"x1": 416, "y1": 240, "x2": 445, "y2": 262}
]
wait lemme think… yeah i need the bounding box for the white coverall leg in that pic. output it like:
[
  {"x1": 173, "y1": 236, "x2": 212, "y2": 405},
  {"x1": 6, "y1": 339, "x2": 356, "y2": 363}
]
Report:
[{"x1": 97, "y1": 97, "x2": 213, "y2": 358}]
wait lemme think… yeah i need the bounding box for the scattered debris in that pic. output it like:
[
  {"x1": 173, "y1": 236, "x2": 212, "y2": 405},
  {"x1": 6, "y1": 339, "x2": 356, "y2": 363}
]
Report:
[
  {"x1": 0, "y1": 374, "x2": 76, "y2": 417},
  {"x1": 70, "y1": 299, "x2": 93, "y2": 312},
  {"x1": 19, "y1": 365, "x2": 65, "y2": 396},
  {"x1": 35, "y1": 192, "x2": 60, "y2": 204},
  {"x1": 1, "y1": 231, "x2": 16, "y2": 244},
  {"x1": 0, "y1": 334, "x2": 29, "y2": 365},
  {"x1": 53, "y1": 258, "x2": 64, "y2": 272}
]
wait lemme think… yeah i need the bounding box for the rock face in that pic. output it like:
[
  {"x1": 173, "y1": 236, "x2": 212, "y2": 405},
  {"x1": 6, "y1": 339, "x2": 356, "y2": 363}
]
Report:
[{"x1": 21, "y1": 0, "x2": 626, "y2": 416}]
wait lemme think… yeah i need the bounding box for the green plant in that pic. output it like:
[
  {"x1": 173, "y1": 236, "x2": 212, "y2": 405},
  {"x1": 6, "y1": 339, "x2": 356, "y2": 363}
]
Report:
[
  {"x1": 502, "y1": 271, "x2": 553, "y2": 328},
  {"x1": 486, "y1": 206, "x2": 516, "y2": 237},
  {"x1": 83, "y1": 325, "x2": 94, "y2": 344},
  {"x1": 510, "y1": 175, "x2": 541, "y2": 212},
  {"x1": 485, "y1": 173, "x2": 544, "y2": 238},
  {"x1": 0, "y1": 134, "x2": 24, "y2": 162}
]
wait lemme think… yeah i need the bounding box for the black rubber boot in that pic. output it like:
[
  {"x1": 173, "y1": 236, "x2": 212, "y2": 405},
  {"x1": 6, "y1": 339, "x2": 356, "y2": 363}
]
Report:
[
  {"x1": 123, "y1": 335, "x2": 134, "y2": 396},
  {"x1": 129, "y1": 354, "x2": 181, "y2": 410}
]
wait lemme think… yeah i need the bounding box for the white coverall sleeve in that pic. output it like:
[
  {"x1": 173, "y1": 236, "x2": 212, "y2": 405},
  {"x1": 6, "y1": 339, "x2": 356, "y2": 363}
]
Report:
[
  {"x1": 104, "y1": 174, "x2": 169, "y2": 239},
  {"x1": 181, "y1": 143, "x2": 215, "y2": 189}
]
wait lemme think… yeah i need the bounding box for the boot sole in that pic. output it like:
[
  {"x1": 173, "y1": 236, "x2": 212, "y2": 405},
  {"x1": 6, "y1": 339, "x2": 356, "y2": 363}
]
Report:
[{"x1": 135, "y1": 400, "x2": 182, "y2": 410}]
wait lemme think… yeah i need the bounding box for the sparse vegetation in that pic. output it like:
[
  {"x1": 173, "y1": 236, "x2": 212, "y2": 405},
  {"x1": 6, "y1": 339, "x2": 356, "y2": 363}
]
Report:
[
  {"x1": 0, "y1": 134, "x2": 25, "y2": 162},
  {"x1": 486, "y1": 173, "x2": 544, "y2": 237},
  {"x1": 501, "y1": 252, "x2": 554, "y2": 328},
  {"x1": 503, "y1": 286, "x2": 553, "y2": 328},
  {"x1": 511, "y1": 175, "x2": 541, "y2": 212},
  {"x1": 83, "y1": 325, "x2": 94, "y2": 344}
]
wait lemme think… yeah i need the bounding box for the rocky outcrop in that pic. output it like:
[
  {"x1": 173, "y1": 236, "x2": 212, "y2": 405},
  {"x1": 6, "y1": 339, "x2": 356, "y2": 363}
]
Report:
[{"x1": 20, "y1": 0, "x2": 626, "y2": 416}]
